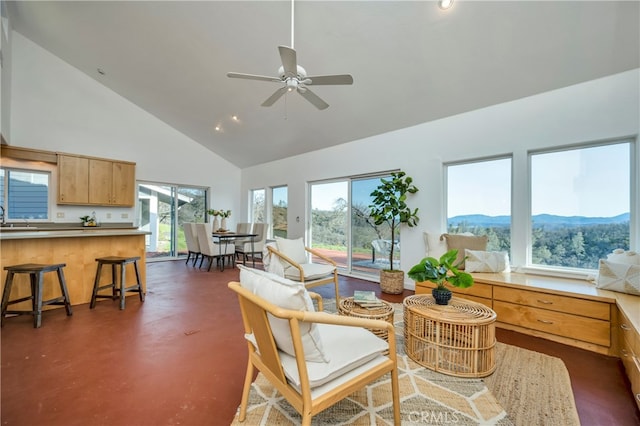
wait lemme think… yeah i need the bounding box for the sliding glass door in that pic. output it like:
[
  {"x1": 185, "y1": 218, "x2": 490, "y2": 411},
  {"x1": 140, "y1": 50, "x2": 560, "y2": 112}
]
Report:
[
  {"x1": 138, "y1": 182, "x2": 207, "y2": 260},
  {"x1": 309, "y1": 174, "x2": 393, "y2": 276},
  {"x1": 309, "y1": 181, "x2": 348, "y2": 268}
]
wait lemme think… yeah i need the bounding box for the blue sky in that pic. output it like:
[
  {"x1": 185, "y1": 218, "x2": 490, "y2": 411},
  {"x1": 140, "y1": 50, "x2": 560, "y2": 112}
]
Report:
[{"x1": 309, "y1": 142, "x2": 631, "y2": 219}]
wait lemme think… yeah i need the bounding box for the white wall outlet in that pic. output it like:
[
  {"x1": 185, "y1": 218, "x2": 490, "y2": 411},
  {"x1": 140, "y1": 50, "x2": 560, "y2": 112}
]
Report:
[
  {"x1": 56, "y1": 212, "x2": 65, "y2": 218},
  {"x1": 121, "y1": 213, "x2": 128, "y2": 219}
]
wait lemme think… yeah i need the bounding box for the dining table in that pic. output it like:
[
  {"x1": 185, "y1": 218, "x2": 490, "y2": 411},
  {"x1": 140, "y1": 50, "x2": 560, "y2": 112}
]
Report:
[{"x1": 211, "y1": 231, "x2": 258, "y2": 271}]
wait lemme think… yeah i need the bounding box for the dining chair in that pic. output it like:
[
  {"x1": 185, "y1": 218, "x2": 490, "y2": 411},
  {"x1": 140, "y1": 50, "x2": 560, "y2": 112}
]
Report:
[
  {"x1": 183, "y1": 223, "x2": 200, "y2": 266},
  {"x1": 195, "y1": 223, "x2": 235, "y2": 271},
  {"x1": 236, "y1": 223, "x2": 269, "y2": 265}
]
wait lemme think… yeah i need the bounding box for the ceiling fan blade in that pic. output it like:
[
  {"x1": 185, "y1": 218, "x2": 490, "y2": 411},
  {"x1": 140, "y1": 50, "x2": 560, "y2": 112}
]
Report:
[
  {"x1": 278, "y1": 45, "x2": 297, "y2": 77},
  {"x1": 227, "y1": 72, "x2": 281, "y2": 83},
  {"x1": 261, "y1": 86, "x2": 288, "y2": 107},
  {"x1": 297, "y1": 87, "x2": 329, "y2": 110},
  {"x1": 306, "y1": 74, "x2": 354, "y2": 85}
]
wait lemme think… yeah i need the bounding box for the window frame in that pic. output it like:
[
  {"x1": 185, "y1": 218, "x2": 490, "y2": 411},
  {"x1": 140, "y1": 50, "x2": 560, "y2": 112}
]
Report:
[
  {"x1": 1, "y1": 165, "x2": 52, "y2": 222},
  {"x1": 526, "y1": 138, "x2": 634, "y2": 274}
]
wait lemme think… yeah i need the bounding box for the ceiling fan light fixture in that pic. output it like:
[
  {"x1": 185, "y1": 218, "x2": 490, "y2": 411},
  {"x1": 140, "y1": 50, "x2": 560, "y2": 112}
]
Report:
[{"x1": 438, "y1": 0, "x2": 453, "y2": 10}]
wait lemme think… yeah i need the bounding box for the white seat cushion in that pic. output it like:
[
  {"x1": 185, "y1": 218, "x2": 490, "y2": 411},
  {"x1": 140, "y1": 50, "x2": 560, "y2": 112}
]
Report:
[
  {"x1": 238, "y1": 266, "x2": 329, "y2": 362},
  {"x1": 279, "y1": 323, "x2": 388, "y2": 389},
  {"x1": 284, "y1": 263, "x2": 335, "y2": 281}
]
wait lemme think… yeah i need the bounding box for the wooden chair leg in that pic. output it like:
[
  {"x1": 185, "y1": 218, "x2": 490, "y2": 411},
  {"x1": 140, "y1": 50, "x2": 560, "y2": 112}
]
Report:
[
  {"x1": 133, "y1": 260, "x2": 144, "y2": 302},
  {"x1": 33, "y1": 272, "x2": 44, "y2": 328},
  {"x1": 56, "y1": 267, "x2": 73, "y2": 316},
  {"x1": 238, "y1": 360, "x2": 255, "y2": 422},
  {"x1": 0, "y1": 272, "x2": 15, "y2": 327}
]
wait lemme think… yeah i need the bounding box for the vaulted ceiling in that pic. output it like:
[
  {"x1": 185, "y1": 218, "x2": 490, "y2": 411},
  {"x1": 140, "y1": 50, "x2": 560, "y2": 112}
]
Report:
[{"x1": 7, "y1": 1, "x2": 640, "y2": 168}]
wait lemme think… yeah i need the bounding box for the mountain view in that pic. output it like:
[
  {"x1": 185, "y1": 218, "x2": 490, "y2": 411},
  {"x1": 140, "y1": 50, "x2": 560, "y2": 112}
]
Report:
[
  {"x1": 448, "y1": 213, "x2": 630, "y2": 228},
  {"x1": 447, "y1": 213, "x2": 630, "y2": 269}
]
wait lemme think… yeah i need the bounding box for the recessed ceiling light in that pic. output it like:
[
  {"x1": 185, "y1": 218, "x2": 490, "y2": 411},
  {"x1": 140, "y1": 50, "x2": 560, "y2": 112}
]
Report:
[
  {"x1": 231, "y1": 115, "x2": 239, "y2": 122},
  {"x1": 438, "y1": 0, "x2": 453, "y2": 10},
  {"x1": 214, "y1": 125, "x2": 222, "y2": 132}
]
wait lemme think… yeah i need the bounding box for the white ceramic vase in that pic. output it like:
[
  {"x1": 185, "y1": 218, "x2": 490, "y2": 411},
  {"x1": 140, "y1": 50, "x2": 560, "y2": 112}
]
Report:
[{"x1": 213, "y1": 217, "x2": 220, "y2": 231}]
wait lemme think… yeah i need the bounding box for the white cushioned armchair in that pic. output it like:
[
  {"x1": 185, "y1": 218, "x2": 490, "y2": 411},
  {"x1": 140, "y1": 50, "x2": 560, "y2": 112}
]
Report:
[
  {"x1": 264, "y1": 237, "x2": 340, "y2": 302},
  {"x1": 230, "y1": 266, "x2": 400, "y2": 426}
]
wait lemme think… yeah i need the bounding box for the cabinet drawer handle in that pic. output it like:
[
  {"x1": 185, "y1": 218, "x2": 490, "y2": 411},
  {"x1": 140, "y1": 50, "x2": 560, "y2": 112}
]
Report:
[
  {"x1": 537, "y1": 319, "x2": 554, "y2": 324},
  {"x1": 636, "y1": 393, "x2": 640, "y2": 403},
  {"x1": 620, "y1": 324, "x2": 631, "y2": 331},
  {"x1": 537, "y1": 299, "x2": 553, "y2": 305},
  {"x1": 621, "y1": 348, "x2": 629, "y2": 357}
]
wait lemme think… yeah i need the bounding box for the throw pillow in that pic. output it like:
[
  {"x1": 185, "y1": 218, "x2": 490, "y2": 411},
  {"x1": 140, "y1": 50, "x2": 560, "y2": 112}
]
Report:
[
  {"x1": 607, "y1": 249, "x2": 640, "y2": 265},
  {"x1": 441, "y1": 234, "x2": 488, "y2": 269},
  {"x1": 238, "y1": 265, "x2": 329, "y2": 362},
  {"x1": 275, "y1": 237, "x2": 308, "y2": 265},
  {"x1": 423, "y1": 232, "x2": 448, "y2": 259},
  {"x1": 596, "y1": 260, "x2": 640, "y2": 296},
  {"x1": 464, "y1": 249, "x2": 510, "y2": 273}
]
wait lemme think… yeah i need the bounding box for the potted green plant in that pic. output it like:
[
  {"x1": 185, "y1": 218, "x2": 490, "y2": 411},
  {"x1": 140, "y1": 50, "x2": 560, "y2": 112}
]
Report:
[
  {"x1": 408, "y1": 249, "x2": 474, "y2": 305},
  {"x1": 80, "y1": 213, "x2": 97, "y2": 227},
  {"x1": 368, "y1": 171, "x2": 419, "y2": 294}
]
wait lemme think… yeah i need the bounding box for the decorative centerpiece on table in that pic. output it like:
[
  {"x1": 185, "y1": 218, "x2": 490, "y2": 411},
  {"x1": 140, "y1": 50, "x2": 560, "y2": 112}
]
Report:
[
  {"x1": 80, "y1": 212, "x2": 98, "y2": 227},
  {"x1": 368, "y1": 171, "x2": 419, "y2": 294},
  {"x1": 408, "y1": 249, "x2": 474, "y2": 305},
  {"x1": 207, "y1": 209, "x2": 232, "y2": 232}
]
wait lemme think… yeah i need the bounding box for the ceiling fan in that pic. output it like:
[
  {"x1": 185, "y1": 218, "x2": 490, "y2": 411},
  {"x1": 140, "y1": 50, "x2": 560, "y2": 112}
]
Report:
[{"x1": 226, "y1": 0, "x2": 353, "y2": 110}]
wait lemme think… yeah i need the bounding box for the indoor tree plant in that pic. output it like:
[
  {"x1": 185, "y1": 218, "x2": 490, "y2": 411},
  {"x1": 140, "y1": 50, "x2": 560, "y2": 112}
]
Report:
[
  {"x1": 368, "y1": 171, "x2": 419, "y2": 294},
  {"x1": 408, "y1": 249, "x2": 474, "y2": 305}
]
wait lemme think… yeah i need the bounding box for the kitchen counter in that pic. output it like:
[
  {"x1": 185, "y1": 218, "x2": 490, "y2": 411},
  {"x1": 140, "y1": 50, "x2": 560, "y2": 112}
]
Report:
[
  {"x1": 0, "y1": 228, "x2": 146, "y2": 240},
  {"x1": 1, "y1": 229, "x2": 149, "y2": 308}
]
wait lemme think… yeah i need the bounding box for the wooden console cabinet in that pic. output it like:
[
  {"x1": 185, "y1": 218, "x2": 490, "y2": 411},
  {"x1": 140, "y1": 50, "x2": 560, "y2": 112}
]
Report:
[
  {"x1": 618, "y1": 308, "x2": 640, "y2": 410},
  {"x1": 492, "y1": 286, "x2": 611, "y2": 348},
  {"x1": 415, "y1": 273, "x2": 617, "y2": 355},
  {"x1": 58, "y1": 154, "x2": 135, "y2": 206}
]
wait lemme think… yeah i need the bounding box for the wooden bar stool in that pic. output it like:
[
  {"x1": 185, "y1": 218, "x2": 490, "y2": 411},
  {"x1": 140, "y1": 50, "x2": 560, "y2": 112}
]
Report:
[
  {"x1": 1, "y1": 263, "x2": 73, "y2": 328},
  {"x1": 90, "y1": 256, "x2": 144, "y2": 310}
]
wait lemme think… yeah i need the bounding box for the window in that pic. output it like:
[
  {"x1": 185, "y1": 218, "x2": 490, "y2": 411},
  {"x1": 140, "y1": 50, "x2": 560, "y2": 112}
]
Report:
[
  {"x1": 138, "y1": 182, "x2": 207, "y2": 260},
  {"x1": 446, "y1": 158, "x2": 512, "y2": 254},
  {"x1": 272, "y1": 186, "x2": 287, "y2": 238},
  {"x1": 0, "y1": 168, "x2": 50, "y2": 220},
  {"x1": 251, "y1": 189, "x2": 265, "y2": 223},
  {"x1": 530, "y1": 142, "x2": 631, "y2": 270}
]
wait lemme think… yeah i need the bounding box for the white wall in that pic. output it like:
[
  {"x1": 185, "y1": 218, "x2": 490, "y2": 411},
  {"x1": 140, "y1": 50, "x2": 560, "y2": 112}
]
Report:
[
  {"x1": 8, "y1": 32, "x2": 240, "y2": 225},
  {"x1": 242, "y1": 69, "x2": 640, "y2": 275}
]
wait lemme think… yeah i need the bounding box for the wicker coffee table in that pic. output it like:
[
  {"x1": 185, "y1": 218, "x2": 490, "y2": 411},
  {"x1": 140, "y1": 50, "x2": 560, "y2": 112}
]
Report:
[
  {"x1": 403, "y1": 295, "x2": 497, "y2": 378},
  {"x1": 338, "y1": 297, "x2": 395, "y2": 342}
]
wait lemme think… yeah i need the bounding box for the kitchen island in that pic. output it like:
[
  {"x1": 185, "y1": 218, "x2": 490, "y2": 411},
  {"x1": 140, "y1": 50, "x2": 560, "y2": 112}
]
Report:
[{"x1": 0, "y1": 228, "x2": 149, "y2": 308}]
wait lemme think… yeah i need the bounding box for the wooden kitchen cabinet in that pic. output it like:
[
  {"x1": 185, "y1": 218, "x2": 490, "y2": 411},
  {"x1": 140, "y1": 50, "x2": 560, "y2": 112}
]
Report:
[
  {"x1": 57, "y1": 154, "x2": 135, "y2": 206},
  {"x1": 58, "y1": 154, "x2": 89, "y2": 204}
]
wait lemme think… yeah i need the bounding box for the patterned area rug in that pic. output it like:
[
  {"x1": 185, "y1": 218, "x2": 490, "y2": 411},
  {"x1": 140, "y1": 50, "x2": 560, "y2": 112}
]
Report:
[
  {"x1": 230, "y1": 301, "x2": 579, "y2": 425},
  {"x1": 231, "y1": 352, "x2": 511, "y2": 425}
]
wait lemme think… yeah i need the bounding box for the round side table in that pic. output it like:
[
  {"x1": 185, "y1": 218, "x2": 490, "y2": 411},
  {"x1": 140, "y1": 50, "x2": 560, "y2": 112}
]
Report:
[
  {"x1": 403, "y1": 295, "x2": 497, "y2": 378},
  {"x1": 338, "y1": 297, "x2": 395, "y2": 342}
]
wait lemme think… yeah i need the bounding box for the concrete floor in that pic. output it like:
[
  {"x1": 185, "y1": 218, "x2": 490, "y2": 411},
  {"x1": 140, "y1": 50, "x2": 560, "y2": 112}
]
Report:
[{"x1": 1, "y1": 259, "x2": 638, "y2": 425}]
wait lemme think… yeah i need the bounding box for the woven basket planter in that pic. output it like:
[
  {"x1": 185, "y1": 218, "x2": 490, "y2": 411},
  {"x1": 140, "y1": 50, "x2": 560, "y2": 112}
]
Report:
[{"x1": 380, "y1": 269, "x2": 404, "y2": 294}]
